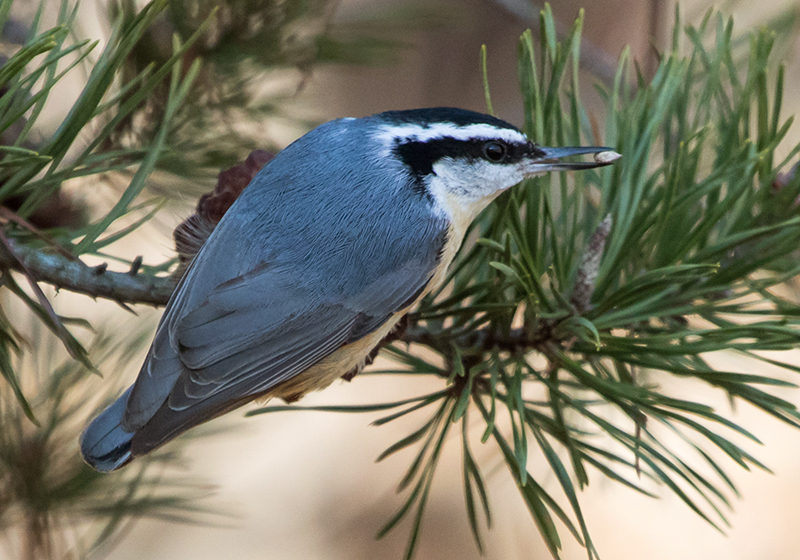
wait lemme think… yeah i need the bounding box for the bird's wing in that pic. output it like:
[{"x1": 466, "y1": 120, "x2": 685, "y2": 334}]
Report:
[{"x1": 123, "y1": 228, "x2": 446, "y2": 453}]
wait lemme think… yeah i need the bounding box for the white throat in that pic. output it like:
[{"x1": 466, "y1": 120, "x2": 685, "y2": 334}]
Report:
[
  {"x1": 426, "y1": 158, "x2": 526, "y2": 238},
  {"x1": 426, "y1": 173, "x2": 498, "y2": 241}
]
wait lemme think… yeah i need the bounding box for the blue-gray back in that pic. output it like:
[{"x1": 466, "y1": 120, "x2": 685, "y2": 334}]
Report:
[{"x1": 121, "y1": 116, "x2": 449, "y2": 449}]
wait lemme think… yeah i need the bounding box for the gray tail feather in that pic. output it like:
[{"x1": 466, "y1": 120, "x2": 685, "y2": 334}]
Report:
[{"x1": 80, "y1": 387, "x2": 136, "y2": 472}]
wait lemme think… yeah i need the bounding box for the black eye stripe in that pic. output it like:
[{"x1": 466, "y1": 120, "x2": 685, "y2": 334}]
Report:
[{"x1": 394, "y1": 137, "x2": 540, "y2": 180}]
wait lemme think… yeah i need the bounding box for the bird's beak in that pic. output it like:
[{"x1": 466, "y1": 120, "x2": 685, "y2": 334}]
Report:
[{"x1": 523, "y1": 146, "x2": 621, "y2": 176}]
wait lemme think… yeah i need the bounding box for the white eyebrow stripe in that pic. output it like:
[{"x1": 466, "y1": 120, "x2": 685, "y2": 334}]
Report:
[{"x1": 374, "y1": 122, "x2": 529, "y2": 145}]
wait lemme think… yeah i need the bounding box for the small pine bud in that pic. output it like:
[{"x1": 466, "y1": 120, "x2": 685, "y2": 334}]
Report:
[{"x1": 571, "y1": 214, "x2": 612, "y2": 313}]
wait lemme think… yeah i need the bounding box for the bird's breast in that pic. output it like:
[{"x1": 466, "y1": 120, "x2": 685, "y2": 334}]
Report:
[
  {"x1": 426, "y1": 221, "x2": 460, "y2": 294},
  {"x1": 267, "y1": 317, "x2": 402, "y2": 402}
]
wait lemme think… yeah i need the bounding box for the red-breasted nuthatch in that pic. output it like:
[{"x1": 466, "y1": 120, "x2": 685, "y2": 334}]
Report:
[{"x1": 81, "y1": 107, "x2": 620, "y2": 471}]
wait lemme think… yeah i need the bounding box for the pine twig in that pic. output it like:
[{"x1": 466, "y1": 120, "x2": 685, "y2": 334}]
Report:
[{"x1": 0, "y1": 237, "x2": 174, "y2": 307}]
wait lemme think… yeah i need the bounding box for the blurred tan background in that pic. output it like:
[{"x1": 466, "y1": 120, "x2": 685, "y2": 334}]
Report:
[{"x1": 7, "y1": 0, "x2": 800, "y2": 559}]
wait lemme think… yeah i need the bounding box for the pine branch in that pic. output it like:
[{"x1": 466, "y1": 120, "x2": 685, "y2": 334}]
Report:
[
  {"x1": 252, "y1": 7, "x2": 800, "y2": 559},
  {"x1": 401, "y1": 324, "x2": 530, "y2": 355},
  {"x1": 5, "y1": 2, "x2": 800, "y2": 560},
  {"x1": 0, "y1": 237, "x2": 174, "y2": 306}
]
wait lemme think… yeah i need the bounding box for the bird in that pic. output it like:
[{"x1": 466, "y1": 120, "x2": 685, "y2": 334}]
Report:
[{"x1": 81, "y1": 107, "x2": 620, "y2": 472}]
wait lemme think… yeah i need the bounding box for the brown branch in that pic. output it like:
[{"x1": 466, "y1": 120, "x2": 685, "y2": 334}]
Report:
[
  {"x1": 0, "y1": 237, "x2": 174, "y2": 307},
  {"x1": 400, "y1": 324, "x2": 532, "y2": 354}
]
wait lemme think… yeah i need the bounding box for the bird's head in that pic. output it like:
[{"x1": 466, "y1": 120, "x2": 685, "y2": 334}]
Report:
[{"x1": 372, "y1": 108, "x2": 619, "y2": 227}]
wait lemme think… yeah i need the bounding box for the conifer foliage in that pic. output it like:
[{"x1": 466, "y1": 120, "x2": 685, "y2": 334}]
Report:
[{"x1": 1, "y1": 1, "x2": 800, "y2": 559}]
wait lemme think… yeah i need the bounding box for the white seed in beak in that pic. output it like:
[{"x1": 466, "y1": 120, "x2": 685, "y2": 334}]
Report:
[{"x1": 594, "y1": 151, "x2": 622, "y2": 164}]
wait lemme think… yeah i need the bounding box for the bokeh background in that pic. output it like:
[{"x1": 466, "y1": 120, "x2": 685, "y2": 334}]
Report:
[{"x1": 4, "y1": 0, "x2": 800, "y2": 559}]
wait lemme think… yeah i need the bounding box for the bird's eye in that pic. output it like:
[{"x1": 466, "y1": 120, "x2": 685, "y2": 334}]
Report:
[{"x1": 483, "y1": 141, "x2": 507, "y2": 162}]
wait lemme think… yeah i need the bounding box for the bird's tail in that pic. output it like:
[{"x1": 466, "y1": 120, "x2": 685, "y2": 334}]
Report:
[{"x1": 80, "y1": 387, "x2": 135, "y2": 472}]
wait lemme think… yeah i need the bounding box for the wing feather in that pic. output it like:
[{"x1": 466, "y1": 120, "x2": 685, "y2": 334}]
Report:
[
  {"x1": 120, "y1": 122, "x2": 451, "y2": 453},
  {"x1": 124, "y1": 233, "x2": 445, "y2": 452}
]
